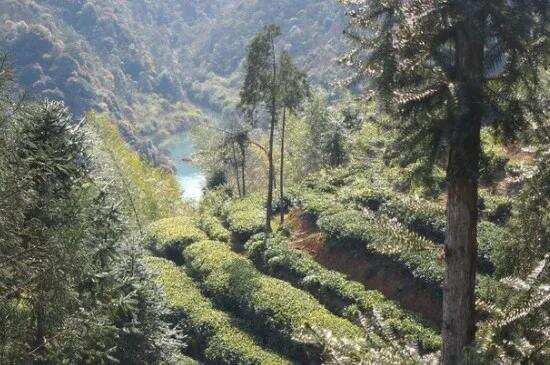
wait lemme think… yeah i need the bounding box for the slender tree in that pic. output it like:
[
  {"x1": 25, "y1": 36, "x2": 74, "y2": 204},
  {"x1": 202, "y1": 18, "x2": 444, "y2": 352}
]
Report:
[
  {"x1": 340, "y1": 0, "x2": 547, "y2": 362},
  {"x1": 240, "y1": 25, "x2": 281, "y2": 233},
  {"x1": 278, "y1": 51, "x2": 309, "y2": 224},
  {"x1": 237, "y1": 131, "x2": 248, "y2": 196}
]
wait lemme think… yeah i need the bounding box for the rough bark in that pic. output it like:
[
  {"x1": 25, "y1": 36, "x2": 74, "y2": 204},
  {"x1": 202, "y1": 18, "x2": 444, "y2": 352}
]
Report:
[
  {"x1": 240, "y1": 143, "x2": 246, "y2": 196},
  {"x1": 442, "y1": 8, "x2": 483, "y2": 363},
  {"x1": 266, "y1": 104, "x2": 276, "y2": 233},
  {"x1": 265, "y1": 34, "x2": 277, "y2": 233},
  {"x1": 231, "y1": 142, "x2": 242, "y2": 197},
  {"x1": 280, "y1": 107, "x2": 286, "y2": 225}
]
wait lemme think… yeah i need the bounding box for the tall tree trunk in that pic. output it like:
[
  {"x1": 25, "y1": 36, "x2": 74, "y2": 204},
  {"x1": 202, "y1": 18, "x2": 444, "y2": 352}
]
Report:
[
  {"x1": 240, "y1": 143, "x2": 246, "y2": 196},
  {"x1": 231, "y1": 142, "x2": 242, "y2": 197},
  {"x1": 279, "y1": 107, "x2": 286, "y2": 225},
  {"x1": 266, "y1": 103, "x2": 276, "y2": 233},
  {"x1": 442, "y1": 8, "x2": 484, "y2": 364},
  {"x1": 265, "y1": 33, "x2": 277, "y2": 233}
]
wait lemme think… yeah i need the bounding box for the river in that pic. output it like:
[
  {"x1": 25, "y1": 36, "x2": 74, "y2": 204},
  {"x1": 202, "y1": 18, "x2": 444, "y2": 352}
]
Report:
[{"x1": 164, "y1": 132, "x2": 206, "y2": 200}]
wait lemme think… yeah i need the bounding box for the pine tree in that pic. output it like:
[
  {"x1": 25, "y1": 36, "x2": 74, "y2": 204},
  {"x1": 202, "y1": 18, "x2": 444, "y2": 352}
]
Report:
[{"x1": 340, "y1": 0, "x2": 548, "y2": 362}]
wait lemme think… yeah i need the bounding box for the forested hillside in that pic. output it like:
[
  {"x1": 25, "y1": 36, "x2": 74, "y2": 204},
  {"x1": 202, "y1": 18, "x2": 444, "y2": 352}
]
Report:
[
  {"x1": 1, "y1": 0, "x2": 344, "y2": 138},
  {"x1": 1, "y1": 1, "x2": 548, "y2": 364}
]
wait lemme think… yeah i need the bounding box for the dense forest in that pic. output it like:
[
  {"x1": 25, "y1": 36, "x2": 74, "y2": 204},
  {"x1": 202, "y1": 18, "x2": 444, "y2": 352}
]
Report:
[
  {"x1": 0, "y1": 0, "x2": 344, "y2": 168},
  {"x1": 1, "y1": 1, "x2": 548, "y2": 364}
]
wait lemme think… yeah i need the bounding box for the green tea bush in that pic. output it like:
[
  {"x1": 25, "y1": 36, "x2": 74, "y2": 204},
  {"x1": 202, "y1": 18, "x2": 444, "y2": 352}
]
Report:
[
  {"x1": 272, "y1": 194, "x2": 292, "y2": 215},
  {"x1": 143, "y1": 257, "x2": 289, "y2": 364},
  {"x1": 195, "y1": 214, "x2": 230, "y2": 242},
  {"x1": 340, "y1": 184, "x2": 393, "y2": 211},
  {"x1": 317, "y1": 208, "x2": 503, "y2": 309},
  {"x1": 341, "y1": 183, "x2": 447, "y2": 244},
  {"x1": 382, "y1": 198, "x2": 505, "y2": 273},
  {"x1": 288, "y1": 186, "x2": 341, "y2": 220},
  {"x1": 199, "y1": 188, "x2": 231, "y2": 218},
  {"x1": 380, "y1": 198, "x2": 447, "y2": 244},
  {"x1": 245, "y1": 234, "x2": 441, "y2": 352},
  {"x1": 222, "y1": 194, "x2": 265, "y2": 239},
  {"x1": 302, "y1": 168, "x2": 352, "y2": 193},
  {"x1": 183, "y1": 240, "x2": 369, "y2": 361},
  {"x1": 147, "y1": 217, "x2": 207, "y2": 259},
  {"x1": 318, "y1": 209, "x2": 444, "y2": 286},
  {"x1": 338, "y1": 184, "x2": 505, "y2": 273},
  {"x1": 480, "y1": 149, "x2": 509, "y2": 185},
  {"x1": 478, "y1": 192, "x2": 512, "y2": 225}
]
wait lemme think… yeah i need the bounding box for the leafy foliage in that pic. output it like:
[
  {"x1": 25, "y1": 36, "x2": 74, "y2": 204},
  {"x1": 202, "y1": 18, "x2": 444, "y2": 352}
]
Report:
[
  {"x1": 144, "y1": 256, "x2": 290, "y2": 364},
  {"x1": 147, "y1": 217, "x2": 208, "y2": 258},
  {"x1": 493, "y1": 152, "x2": 550, "y2": 278},
  {"x1": 471, "y1": 255, "x2": 549, "y2": 363},
  {"x1": 319, "y1": 209, "x2": 444, "y2": 287},
  {"x1": 0, "y1": 99, "x2": 183, "y2": 363},
  {"x1": 245, "y1": 233, "x2": 441, "y2": 352},
  {"x1": 183, "y1": 240, "x2": 370, "y2": 362},
  {"x1": 222, "y1": 193, "x2": 266, "y2": 239},
  {"x1": 89, "y1": 112, "x2": 187, "y2": 228},
  {"x1": 340, "y1": 0, "x2": 547, "y2": 167},
  {"x1": 195, "y1": 214, "x2": 230, "y2": 242}
]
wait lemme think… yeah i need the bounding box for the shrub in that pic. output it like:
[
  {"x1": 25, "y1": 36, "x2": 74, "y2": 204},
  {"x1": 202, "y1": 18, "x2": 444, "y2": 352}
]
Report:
[
  {"x1": 245, "y1": 234, "x2": 441, "y2": 352},
  {"x1": 195, "y1": 215, "x2": 230, "y2": 242},
  {"x1": 200, "y1": 188, "x2": 231, "y2": 218},
  {"x1": 288, "y1": 186, "x2": 341, "y2": 220},
  {"x1": 90, "y1": 113, "x2": 185, "y2": 225},
  {"x1": 183, "y1": 241, "x2": 370, "y2": 361},
  {"x1": 342, "y1": 184, "x2": 447, "y2": 244},
  {"x1": 143, "y1": 257, "x2": 289, "y2": 364},
  {"x1": 222, "y1": 194, "x2": 265, "y2": 239},
  {"x1": 480, "y1": 149, "x2": 509, "y2": 185},
  {"x1": 479, "y1": 192, "x2": 512, "y2": 225},
  {"x1": 302, "y1": 171, "x2": 344, "y2": 193},
  {"x1": 339, "y1": 184, "x2": 504, "y2": 273},
  {"x1": 317, "y1": 208, "x2": 503, "y2": 309},
  {"x1": 205, "y1": 170, "x2": 228, "y2": 190},
  {"x1": 147, "y1": 217, "x2": 207, "y2": 259},
  {"x1": 318, "y1": 209, "x2": 444, "y2": 286},
  {"x1": 340, "y1": 184, "x2": 393, "y2": 211},
  {"x1": 380, "y1": 197, "x2": 447, "y2": 245}
]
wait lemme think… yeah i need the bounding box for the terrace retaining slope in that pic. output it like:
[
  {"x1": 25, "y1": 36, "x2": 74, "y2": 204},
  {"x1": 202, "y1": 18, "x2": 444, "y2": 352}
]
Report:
[{"x1": 289, "y1": 209, "x2": 443, "y2": 328}]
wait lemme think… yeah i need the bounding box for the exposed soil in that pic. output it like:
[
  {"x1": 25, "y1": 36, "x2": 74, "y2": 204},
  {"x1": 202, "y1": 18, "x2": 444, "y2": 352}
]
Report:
[{"x1": 288, "y1": 209, "x2": 443, "y2": 328}]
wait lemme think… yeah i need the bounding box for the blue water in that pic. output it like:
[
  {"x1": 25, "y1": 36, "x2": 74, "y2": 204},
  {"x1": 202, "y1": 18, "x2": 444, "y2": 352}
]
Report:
[{"x1": 164, "y1": 133, "x2": 206, "y2": 200}]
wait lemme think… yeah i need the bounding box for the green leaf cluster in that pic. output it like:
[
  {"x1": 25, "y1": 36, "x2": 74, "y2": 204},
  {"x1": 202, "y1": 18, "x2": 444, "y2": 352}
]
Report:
[
  {"x1": 319, "y1": 209, "x2": 445, "y2": 287},
  {"x1": 89, "y1": 113, "x2": 186, "y2": 226},
  {"x1": 221, "y1": 193, "x2": 265, "y2": 239},
  {"x1": 183, "y1": 240, "x2": 368, "y2": 361},
  {"x1": 144, "y1": 257, "x2": 289, "y2": 364},
  {"x1": 245, "y1": 233, "x2": 441, "y2": 352},
  {"x1": 147, "y1": 217, "x2": 208, "y2": 257},
  {"x1": 195, "y1": 214, "x2": 230, "y2": 242}
]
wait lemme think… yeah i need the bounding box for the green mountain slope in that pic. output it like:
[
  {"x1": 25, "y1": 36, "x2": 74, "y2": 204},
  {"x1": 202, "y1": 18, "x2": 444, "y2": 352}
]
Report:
[{"x1": 1, "y1": 0, "x2": 344, "y2": 124}]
